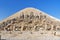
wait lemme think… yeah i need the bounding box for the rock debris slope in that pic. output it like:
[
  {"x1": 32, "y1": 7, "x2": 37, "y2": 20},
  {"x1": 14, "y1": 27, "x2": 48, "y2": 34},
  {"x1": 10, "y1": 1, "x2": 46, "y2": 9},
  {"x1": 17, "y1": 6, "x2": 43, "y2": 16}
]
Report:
[{"x1": 0, "y1": 7, "x2": 60, "y2": 40}]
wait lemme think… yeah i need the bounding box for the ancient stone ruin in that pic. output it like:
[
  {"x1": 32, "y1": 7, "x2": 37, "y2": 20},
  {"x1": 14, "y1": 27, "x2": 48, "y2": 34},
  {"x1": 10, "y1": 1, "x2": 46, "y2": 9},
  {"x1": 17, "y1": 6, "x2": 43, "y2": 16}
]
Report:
[{"x1": 0, "y1": 8, "x2": 60, "y2": 36}]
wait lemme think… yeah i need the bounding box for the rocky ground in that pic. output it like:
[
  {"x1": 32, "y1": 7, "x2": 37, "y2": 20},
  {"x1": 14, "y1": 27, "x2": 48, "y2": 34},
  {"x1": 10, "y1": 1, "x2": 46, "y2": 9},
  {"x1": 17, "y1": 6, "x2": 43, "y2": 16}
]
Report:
[{"x1": 0, "y1": 31, "x2": 60, "y2": 40}]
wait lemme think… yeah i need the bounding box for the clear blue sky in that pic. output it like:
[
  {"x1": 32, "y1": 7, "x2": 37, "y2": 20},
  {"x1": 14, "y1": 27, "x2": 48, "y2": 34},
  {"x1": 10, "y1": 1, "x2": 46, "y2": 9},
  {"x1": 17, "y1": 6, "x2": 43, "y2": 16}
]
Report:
[{"x1": 0, "y1": 0, "x2": 60, "y2": 20}]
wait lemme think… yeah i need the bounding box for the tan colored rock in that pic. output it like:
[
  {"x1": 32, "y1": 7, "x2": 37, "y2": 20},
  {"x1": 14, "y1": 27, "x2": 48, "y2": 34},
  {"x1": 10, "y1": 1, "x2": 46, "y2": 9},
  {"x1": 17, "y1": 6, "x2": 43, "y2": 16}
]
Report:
[{"x1": 0, "y1": 7, "x2": 60, "y2": 40}]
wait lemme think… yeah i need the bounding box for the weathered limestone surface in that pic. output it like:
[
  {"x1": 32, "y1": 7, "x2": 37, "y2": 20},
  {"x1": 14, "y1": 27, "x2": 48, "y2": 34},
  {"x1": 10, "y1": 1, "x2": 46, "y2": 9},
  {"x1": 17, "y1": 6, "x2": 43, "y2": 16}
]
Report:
[{"x1": 0, "y1": 8, "x2": 60, "y2": 40}]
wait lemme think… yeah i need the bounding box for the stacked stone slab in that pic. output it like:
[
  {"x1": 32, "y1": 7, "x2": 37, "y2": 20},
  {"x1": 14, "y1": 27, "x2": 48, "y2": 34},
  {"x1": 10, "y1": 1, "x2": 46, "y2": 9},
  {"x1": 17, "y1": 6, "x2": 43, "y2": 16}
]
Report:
[{"x1": 0, "y1": 8, "x2": 60, "y2": 36}]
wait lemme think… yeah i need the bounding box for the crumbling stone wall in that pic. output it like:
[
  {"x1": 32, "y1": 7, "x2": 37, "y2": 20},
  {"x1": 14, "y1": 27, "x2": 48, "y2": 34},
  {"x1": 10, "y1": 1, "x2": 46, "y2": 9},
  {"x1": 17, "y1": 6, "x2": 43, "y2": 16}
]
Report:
[{"x1": 0, "y1": 11, "x2": 60, "y2": 36}]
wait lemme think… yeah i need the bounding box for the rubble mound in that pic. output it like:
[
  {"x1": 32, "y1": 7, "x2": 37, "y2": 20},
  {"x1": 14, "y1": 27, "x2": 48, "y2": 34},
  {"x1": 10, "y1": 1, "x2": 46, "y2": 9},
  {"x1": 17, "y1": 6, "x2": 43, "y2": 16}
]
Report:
[{"x1": 0, "y1": 7, "x2": 60, "y2": 36}]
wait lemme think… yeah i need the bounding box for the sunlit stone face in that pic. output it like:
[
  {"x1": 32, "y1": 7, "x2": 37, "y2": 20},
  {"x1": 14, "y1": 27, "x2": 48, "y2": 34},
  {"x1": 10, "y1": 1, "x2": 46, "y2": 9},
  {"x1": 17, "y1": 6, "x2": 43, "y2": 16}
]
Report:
[
  {"x1": 0, "y1": 8, "x2": 60, "y2": 38},
  {"x1": 14, "y1": 26, "x2": 21, "y2": 31},
  {"x1": 0, "y1": 11, "x2": 60, "y2": 32}
]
